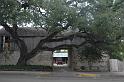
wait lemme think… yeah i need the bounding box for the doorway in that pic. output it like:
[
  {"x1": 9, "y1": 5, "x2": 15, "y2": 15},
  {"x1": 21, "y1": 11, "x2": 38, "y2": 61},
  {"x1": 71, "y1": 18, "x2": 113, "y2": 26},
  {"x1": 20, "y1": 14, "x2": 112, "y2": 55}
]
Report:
[{"x1": 53, "y1": 49, "x2": 69, "y2": 67}]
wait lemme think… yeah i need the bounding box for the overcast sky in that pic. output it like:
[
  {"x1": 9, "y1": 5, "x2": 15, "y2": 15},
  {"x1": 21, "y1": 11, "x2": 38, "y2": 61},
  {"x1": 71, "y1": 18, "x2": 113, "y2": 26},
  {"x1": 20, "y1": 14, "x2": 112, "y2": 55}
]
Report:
[{"x1": 0, "y1": 26, "x2": 3, "y2": 29}]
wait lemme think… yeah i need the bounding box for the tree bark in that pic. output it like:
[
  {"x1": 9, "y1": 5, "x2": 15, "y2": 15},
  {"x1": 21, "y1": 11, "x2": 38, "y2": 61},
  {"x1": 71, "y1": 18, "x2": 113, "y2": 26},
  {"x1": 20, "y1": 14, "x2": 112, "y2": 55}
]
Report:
[
  {"x1": 16, "y1": 47, "x2": 28, "y2": 65},
  {"x1": 16, "y1": 56, "x2": 27, "y2": 65},
  {"x1": 0, "y1": 22, "x2": 29, "y2": 65},
  {"x1": 16, "y1": 39, "x2": 28, "y2": 65}
]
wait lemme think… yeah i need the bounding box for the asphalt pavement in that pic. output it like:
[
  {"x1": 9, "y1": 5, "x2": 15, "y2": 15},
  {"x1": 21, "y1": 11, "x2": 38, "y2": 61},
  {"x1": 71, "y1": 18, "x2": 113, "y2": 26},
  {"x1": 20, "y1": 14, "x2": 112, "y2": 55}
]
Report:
[
  {"x1": 1, "y1": 71, "x2": 124, "y2": 82},
  {"x1": 0, "y1": 71, "x2": 124, "y2": 78},
  {"x1": 0, "y1": 71, "x2": 124, "y2": 82}
]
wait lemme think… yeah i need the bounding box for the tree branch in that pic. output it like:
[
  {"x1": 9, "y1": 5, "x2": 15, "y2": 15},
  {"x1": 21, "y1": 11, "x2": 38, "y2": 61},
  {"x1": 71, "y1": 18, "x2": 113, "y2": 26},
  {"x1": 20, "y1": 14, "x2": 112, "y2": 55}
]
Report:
[
  {"x1": 0, "y1": 22, "x2": 28, "y2": 53},
  {"x1": 26, "y1": 31, "x2": 60, "y2": 60},
  {"x1": 40, "y1": 41, "x2": 87, "y2": 51}
]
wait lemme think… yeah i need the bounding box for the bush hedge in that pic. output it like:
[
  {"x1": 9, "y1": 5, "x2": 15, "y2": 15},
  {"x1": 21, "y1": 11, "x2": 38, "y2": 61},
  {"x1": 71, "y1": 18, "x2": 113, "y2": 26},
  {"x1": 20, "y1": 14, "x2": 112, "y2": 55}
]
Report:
[{"x1": 0, "y1": 65, "x2": 53, "y2": 71}]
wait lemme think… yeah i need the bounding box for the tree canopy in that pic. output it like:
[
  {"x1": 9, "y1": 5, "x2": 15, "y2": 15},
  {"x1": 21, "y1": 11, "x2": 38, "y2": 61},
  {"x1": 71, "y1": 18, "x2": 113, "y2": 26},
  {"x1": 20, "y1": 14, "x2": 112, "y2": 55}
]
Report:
[{"x1": 0, "y1": 0, "x2": 124, "y2": 65}]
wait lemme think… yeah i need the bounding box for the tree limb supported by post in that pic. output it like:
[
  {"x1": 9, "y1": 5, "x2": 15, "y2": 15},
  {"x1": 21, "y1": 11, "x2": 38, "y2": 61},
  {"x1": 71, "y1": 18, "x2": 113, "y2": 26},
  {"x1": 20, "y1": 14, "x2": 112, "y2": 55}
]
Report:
[{"x1": 41, "y1": 41, "x2": 88, "y2": 51}]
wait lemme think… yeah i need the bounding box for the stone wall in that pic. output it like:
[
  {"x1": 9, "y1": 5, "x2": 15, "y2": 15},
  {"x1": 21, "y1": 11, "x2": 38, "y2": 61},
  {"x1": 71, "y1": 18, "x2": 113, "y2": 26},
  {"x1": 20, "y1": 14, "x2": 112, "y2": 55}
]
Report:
[
  {"x1": 0, "y1": 49, "x2": 112, "y2": 72},
  {"x1": 28, "y1": 51, "x2": 53, "y2": 66},
  {"x1": 0, "y1": 51, "x2": 53, "y2": 66},
  {"x1": 0, "y1": 51, "x2": 20, "y2": 65},
  {"x1": 109, "y1": 59, "x2": 124, "y2": 72},
  {"x1": 69, "y1": 48, "x2": 110, "y2": 72}
]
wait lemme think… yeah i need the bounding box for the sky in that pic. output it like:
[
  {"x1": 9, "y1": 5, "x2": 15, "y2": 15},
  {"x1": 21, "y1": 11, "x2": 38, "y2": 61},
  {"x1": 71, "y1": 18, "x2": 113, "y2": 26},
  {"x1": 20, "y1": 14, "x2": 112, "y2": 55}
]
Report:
[
  {"x1": 0, "y1": 23, "x2": 33, "y2": 29},
  {"x1": 0, "y1": 26, "x2": 3, "y2": 29}
]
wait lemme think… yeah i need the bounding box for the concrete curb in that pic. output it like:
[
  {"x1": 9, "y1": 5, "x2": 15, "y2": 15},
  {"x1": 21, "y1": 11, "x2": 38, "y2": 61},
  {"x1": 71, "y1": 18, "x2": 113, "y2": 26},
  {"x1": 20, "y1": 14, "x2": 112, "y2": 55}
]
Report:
[
  {"x1": 76, "y1": 73, "x2": 97, "y2": 77},
  {"x1": 75, "y1": 72, "x2": 124, "y2": 78},
  {"x1": 75, "y1": 72, "x2": 102, "y2": 78}
]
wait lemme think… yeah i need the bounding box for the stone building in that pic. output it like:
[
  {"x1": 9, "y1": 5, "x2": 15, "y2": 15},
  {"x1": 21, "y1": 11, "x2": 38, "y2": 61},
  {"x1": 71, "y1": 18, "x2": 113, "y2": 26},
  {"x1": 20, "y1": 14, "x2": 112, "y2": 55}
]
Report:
[{"x1": 0, "y1": 28, "x2": 110, "y2": 71}]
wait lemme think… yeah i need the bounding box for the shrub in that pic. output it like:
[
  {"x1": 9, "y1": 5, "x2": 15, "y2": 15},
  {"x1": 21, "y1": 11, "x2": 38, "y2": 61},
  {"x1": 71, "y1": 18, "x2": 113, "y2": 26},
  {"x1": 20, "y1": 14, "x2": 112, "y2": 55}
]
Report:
[{"x1": 0, "y1": 65, "x2": 53, "y2": 71}]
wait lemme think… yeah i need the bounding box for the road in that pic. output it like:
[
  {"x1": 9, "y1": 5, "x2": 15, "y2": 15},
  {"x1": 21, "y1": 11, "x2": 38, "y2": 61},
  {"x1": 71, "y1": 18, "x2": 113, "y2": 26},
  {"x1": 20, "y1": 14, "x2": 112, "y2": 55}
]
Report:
[{"x1": 0, "y1": 73, "x2": 124, "y2": 82}]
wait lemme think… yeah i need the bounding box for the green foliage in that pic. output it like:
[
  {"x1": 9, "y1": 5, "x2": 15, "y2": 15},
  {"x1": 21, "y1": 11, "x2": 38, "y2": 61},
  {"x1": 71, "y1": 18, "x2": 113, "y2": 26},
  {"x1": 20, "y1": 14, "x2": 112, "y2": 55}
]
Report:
[
  {"x1": 0, "y1": 0, "x2": 20, "y2": 23},
  {"x1": 109, "y1": 41, "x2": 124, "y2": 61},
  {"x1": 82, "y1": 0, "x2": 124, "y2": 60},
  {"x1": 1, "y1": 0, "x2": 124, "y2": 61},
  {"x1": 78, "y1": 45, "x2": 103, "y2": 63}
]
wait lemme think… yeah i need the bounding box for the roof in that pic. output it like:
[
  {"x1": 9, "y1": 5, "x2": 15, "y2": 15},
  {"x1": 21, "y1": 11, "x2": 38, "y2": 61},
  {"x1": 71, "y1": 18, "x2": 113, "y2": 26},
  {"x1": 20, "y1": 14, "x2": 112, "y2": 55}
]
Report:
[
  {"x1": 0, "y1": 27, "x2": 47, "y2": 37},
  {"x1": 0, "y1": 27, "x2": 85, "y2": 38}
]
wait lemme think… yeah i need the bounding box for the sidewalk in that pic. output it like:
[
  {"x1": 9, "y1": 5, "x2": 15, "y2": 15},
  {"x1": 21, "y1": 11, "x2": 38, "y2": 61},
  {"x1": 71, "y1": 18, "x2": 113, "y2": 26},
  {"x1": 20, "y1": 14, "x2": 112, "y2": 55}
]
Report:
[
  {"x1": 0, "y1": 71, "x2": 124, "y2": 78},
  {"x1": 0, "y1": 71, "x2": 51, "y2": 76},
  {"x1": 100, "y1": 72, "x2": 124, "y2": 78}
]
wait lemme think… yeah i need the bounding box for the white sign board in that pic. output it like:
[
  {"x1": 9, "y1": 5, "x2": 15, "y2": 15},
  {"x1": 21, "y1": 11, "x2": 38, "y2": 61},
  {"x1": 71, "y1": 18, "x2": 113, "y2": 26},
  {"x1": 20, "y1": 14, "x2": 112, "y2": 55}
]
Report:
[{"x1": 53, "y1": 53, "x2": 68, "y2": 57}]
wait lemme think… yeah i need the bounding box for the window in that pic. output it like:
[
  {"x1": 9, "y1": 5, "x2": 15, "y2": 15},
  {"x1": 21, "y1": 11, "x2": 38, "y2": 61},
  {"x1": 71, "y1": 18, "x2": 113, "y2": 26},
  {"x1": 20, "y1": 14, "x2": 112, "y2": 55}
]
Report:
[{"x1": 4, "y1": 36, "x2": 10, "y2": 50}]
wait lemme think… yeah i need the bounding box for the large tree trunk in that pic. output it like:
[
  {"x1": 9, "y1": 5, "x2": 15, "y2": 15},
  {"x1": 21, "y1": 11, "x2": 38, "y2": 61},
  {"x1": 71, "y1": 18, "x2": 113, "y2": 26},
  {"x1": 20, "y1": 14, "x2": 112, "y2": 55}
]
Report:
[
  {"x1": 0, "y1": 22, "x2": 29, "y2": 65},
  {"x1": 17, "y1": 58, "x2": 27, "y2": 65},
  {"x1": 16, "y1": 31, "x2": 60, "y2": 65},
  {"x1": 16, "y1": 53, "x2": 28, "y2": 65},
  {"x1": 16, "y1": 39, "x2": 28, "y2": 65}
]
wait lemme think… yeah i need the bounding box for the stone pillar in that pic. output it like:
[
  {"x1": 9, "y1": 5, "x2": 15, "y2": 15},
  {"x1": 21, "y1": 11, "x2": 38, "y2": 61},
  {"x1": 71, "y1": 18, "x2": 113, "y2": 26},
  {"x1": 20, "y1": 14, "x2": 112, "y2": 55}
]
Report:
[{"x1": 69, "y1": 48, "x2": 81, "y2": 71}]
